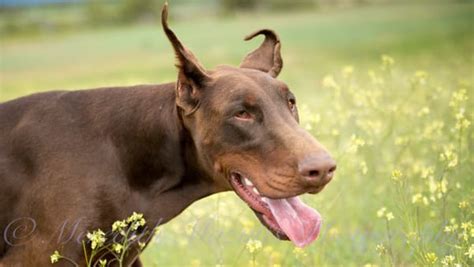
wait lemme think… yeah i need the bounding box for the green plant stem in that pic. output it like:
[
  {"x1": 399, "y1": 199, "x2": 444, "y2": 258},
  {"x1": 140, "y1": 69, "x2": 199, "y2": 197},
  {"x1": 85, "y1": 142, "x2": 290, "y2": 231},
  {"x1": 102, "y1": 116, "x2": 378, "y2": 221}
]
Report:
[
  {"x1": 82, "y1": 241, "x2": 89, "y2": 267},
  {"x1": 385, "y1": 219, "x2": 395, "y2": 267},
  {"x1": 59, "y1": 255, "x2": 80, "y2": 267}
]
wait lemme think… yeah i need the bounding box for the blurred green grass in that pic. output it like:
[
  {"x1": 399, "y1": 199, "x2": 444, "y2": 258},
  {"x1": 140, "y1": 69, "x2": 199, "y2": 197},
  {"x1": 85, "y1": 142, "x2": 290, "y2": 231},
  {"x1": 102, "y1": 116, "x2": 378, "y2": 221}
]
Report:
[
  {"x1": 1, "y1": 2, "x2": 473, "y2": 266},
  {"x1": 1, "y1": 2, "x2": 472, "y2": 101}
]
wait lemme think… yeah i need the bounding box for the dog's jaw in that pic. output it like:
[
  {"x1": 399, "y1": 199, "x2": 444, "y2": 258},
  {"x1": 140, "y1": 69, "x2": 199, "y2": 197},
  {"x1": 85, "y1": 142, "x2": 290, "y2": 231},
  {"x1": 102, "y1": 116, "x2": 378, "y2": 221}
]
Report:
[
  {"x1": 229, "y1": 172, "x2": 322, "y2": 247},
  {"x1": 229, "y1": 172, "x2": 289, "y2": 239}
]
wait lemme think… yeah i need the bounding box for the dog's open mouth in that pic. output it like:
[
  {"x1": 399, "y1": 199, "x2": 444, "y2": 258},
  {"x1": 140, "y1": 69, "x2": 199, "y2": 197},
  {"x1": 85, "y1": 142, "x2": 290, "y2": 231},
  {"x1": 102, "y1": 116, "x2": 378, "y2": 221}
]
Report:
[{"x1": 230, "y1": 172, "x2": 322, "y2": 247}]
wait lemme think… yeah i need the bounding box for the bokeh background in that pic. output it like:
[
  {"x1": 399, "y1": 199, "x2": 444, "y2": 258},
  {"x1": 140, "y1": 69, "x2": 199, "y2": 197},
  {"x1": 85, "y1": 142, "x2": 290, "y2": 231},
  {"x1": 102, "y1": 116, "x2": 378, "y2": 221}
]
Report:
[{"x1": 1, "y1": 0, "x2": 473, "y2": 266}]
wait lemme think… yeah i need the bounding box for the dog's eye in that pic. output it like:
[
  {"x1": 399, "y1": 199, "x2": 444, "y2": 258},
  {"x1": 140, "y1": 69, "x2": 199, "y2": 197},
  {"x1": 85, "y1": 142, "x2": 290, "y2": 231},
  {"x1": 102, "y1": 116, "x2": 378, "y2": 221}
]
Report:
[
  {"x1": 234, "y1": 110, "x2": 253, "y2": 120},
  {"x1": 288, "y1": 99, "x2": 296, "y2": 111}
]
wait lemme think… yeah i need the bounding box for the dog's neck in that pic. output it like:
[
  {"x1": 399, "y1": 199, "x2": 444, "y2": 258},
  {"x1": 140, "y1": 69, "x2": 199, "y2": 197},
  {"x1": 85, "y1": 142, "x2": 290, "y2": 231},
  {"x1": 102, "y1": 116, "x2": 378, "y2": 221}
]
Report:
[{"x1": 104, "y1": 84, "x2": 217, "y2": 225}]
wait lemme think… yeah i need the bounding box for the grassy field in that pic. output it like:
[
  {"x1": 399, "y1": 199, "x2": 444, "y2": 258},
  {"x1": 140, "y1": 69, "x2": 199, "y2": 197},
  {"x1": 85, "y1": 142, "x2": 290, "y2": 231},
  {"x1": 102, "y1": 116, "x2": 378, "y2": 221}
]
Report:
[{"x1": 1, "y1": 2, "x2": 473, "y2": 266}]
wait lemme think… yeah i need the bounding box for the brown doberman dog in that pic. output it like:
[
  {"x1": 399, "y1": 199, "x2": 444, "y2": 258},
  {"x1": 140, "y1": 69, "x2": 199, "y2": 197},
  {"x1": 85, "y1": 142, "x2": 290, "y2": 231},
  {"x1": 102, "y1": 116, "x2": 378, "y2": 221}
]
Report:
[{"x1": 0, "y1": 4, "x2": 336, "y2": 266}]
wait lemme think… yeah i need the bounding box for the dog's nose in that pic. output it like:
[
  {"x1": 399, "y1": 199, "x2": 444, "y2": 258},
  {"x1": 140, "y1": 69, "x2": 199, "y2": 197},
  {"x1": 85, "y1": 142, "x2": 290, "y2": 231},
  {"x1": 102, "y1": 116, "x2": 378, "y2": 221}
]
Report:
[{"x1": 299, "y1": 154, "x2": 337, "y2": 185}]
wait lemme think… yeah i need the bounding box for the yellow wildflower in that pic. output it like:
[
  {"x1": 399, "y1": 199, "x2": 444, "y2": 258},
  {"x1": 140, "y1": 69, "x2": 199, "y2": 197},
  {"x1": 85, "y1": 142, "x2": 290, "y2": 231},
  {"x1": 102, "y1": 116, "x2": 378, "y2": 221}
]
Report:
[
  {"x1": 86, "y1": 229, "x2": 106, "y2": 250},
  {"x1": 386, "y1": 212, "x2": 395, "y2": 221},
  {"x1": 381, "y1": 54, "x2": 394, "y2": 70},
  {"x1": 185, "y1": 222, "x2": 196, "y2": 235},
  {"x1": 348, "y1": 134, "x2": 366, "y2": 153},
  {"x1": 375, "y1": 244, "x2": 386, "y2": 256},
  {"x1": 425, "y1": 252, "x2": 438, "y2": 264},
  {"x1": 412, "y1": 70, "x2": 428, "y2": 85},
  {"x1": 112, "y1": 220, "x2": 127, "y2": 235},
  {"x1": 246, "y1": 239, "x2": 262, "y2": 254},
  {"x1": 377, "y1": 207, "x2": 386, "y2": 218},
  {"x1": 417, "y1": 107, "x2": 430, "y2": 117},
  {"x1": 360, "y1": 161, "x2": 368, "y2": 175},
  {"x1": 441, "y1": 255, "x2": 455, "y2": 266},
  {"x1": 406, "y1": 231, "x2": 419, "y2": 244},
  {"x1": 368, "y1": 70, "x2": 384, "y2": 84},
  {"x1": 440, "y1": 146, "x2": 458, "y2": 168},
  {"x1": 328, "y1": 227, "x2": 340, "y2": 237},
  {"x1": 455, "y1": 108, "x2": 471, "y2": 130},
  {"x1": 391, "y1": 169, "x2": 403, "y2": 182},
  {"x1": 322, "y1": 75, "x2": 338, "y2": 89},
  {"x1": 465, "y1": 244, "x2": 474, "y2": 259},
  {"x1": 293, "y1": 247, "x2": 308, "y2": 259},
  {"x1": 50, "y1": 250, "x2": 61, "y2": 264},
  {"x1": 342, "y1": 65, "x2": 354, "y2": 78},
  {"x1": 412, "y1": 193, "x2": 423, "y2": 204},
  {"x1": 112, "y1": 243, "x2": 123, "y2": 253},
  {"x1": 190, "y1": 259, "x2": 201, "y2": 267},
  {"x1": 459, "y1": 201, "x2": 469, "y2": 209},
  {"x1": 449, "y1": 88, "x2": 468, "y2": 108}
]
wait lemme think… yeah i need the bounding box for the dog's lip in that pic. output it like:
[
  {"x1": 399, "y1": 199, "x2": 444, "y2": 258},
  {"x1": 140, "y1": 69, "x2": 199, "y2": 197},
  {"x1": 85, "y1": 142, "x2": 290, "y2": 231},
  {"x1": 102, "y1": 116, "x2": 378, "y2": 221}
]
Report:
[
  {"x1": 254, "y1": 211, "x2": 289, "y2": 240},
  {"x1": 307, "y1": 185, "x2": 325, "y2": 194},
  {"x1": 227, "y1": 170, "x2": 306, "y2": 198},
  {"x1": 228, "y1": 171, "x2": 289, "y2": 240}
]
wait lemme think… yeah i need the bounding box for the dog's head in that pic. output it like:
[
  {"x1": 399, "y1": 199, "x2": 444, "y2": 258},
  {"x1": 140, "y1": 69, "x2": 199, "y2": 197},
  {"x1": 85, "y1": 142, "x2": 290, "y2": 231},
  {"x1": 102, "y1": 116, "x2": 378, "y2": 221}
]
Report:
[{"x1": 162, "y1": 4, "x2": 336, "y2": 247}]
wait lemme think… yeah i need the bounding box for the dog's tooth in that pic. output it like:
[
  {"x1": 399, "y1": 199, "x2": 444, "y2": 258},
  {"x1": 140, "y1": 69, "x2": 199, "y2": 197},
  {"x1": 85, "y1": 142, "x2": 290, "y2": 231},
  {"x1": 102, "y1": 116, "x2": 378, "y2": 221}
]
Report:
[
  {"x1": 252, "y1": 187, "x2": 260, "y2": 195},
  {"x1": 244, "y1": 178, "x2": 253, "y2": 186}
]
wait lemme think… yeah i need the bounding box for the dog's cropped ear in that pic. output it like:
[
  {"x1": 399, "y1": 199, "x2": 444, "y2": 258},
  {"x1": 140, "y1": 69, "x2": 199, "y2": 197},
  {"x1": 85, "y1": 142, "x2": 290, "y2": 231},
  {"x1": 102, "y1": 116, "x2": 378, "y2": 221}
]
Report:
[
  {"x1": 162, "y1": 3, "x2": 210, "y2": 114},
  {"x1": 240, "y1": 29, "x2": 283, "y2": 78}
]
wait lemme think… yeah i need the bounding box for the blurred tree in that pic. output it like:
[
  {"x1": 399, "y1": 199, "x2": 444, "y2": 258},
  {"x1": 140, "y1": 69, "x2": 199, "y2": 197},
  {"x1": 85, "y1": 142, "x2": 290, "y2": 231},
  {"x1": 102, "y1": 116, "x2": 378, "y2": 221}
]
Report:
[
  {"x1": 264, "y1": 0, "x2": 316, "y2": 10},
  {"x1": 220, "y1": 0, "x2": 257, "y2": 11},
  {"x1": 120, "y1": 0, "x2": 160, "y2": 23},
  {"x1": 85, "y1": 0, "x2": 108, "y2": 26},
  {"x1": 219, "y1": 0, "x2": 316, "y2": 12}
]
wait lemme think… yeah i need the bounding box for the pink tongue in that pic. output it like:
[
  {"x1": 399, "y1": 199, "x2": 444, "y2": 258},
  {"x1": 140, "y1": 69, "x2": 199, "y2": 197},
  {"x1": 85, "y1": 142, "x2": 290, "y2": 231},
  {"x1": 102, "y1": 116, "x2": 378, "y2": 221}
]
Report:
[{"x1": 262, "y1": 196, "x2": 321, "y2": 247}]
